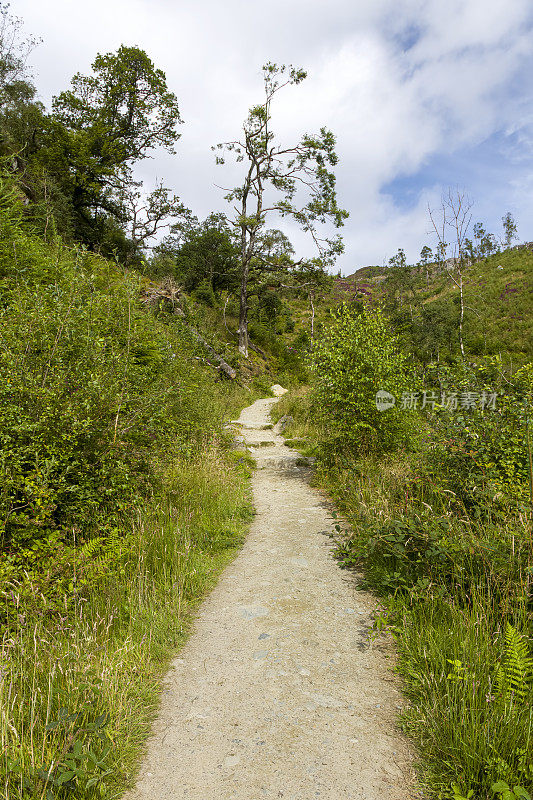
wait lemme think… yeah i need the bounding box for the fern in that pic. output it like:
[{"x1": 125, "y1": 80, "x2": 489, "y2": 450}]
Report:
[
  {"x1": 78, "y1": 534, "x2": 123, "y2": 575},
  {"x1": 494, "y1": 623, "x2": 533, "y2": 703},
  {"x1": 79, "y1": 537, "x2": 106, "y2": 560}
]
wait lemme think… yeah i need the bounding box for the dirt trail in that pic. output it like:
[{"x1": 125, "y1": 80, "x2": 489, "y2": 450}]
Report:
[{"x1": 125, "y1": 389, "x2": 414, "y2": 800}]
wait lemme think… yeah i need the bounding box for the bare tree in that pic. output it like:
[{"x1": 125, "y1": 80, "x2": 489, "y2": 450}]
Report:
[
  {"x1": 0, "y1": 4, "x2": 41, "y2": 109},
  {"x1": 428, "y1": 188, "x2": 473, "y2": 359},
  {"x1": 116, "y1": 179, "x2": 191, "y2": 256}
]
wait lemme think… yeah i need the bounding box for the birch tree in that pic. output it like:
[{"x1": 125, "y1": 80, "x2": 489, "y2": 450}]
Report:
[{"x1": 428, "y1": 188, "x2": 473, "y2": 360}]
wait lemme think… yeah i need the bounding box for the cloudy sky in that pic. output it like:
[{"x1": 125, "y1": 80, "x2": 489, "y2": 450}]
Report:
[{"x1": 15, "y1": 0, "x2": 533, "y2": 273}]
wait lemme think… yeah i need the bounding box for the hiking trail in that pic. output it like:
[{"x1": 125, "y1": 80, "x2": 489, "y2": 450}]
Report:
[{"x1": 125, "y1": 388, "x2": 414, "y2": 800}]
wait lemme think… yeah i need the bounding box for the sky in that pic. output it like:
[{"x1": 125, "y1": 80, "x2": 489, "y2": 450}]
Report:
[{"x1": 14, "y1": 0, "x2": 533, "y2": 274}]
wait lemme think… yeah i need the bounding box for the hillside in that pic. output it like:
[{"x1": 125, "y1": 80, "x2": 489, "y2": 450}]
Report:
[
  {"x1": 332, "y1": 245, "x2": 533, "y2": 368},
  {"x1": 0, "y1": 189, "x2": 289, "y2": 798}
]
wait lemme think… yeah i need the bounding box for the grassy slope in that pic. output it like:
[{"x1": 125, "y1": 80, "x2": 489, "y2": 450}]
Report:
[
  {"x1": 333, "y1": 246, "x2": 533, "y2": 367},
  {"x1": 273, "y1": 385, "x2": 533, "y2": 799},
  {"x1": 241, "y1": 246, "x2": 533, "y2": 798},
  {"x1": 0, "y1": 202, "x2": 269, "y2": 798},
  {"x1": 425, "y1": 248, "x2": 533, "y2": 365}
]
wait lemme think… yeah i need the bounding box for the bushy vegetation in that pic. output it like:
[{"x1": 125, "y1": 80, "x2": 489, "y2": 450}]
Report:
[
  {"x1": 1, "y1": 448, "x2": 253, "y2": 799},
  {"x1": 0, "y1": 179, "x2": 258, "y2": 798},
  {"x1": 276, "y1": 298, "x2": 533, "y2": 800},
  {"x1": 311, "y1": 303, "x2": 411, "y2": 456}
]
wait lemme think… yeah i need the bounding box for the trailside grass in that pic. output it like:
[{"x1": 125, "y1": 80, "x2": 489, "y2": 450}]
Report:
[
  {"x1": 1, "y1": 444, "x2": 254, "y2": 799},
  {"x1": 275, "y1": 386, "x2": 533, "y2": 800}
]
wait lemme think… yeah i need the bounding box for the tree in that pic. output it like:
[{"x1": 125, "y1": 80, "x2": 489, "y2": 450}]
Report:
[
  {"x1": 502, "y1": 211, "x2": 518, "y2": 249},
  {"x1": 115, "y1": 179, "x2": 191, "y2": 260},
  {"x1": 428, "y1": 188, "x2": 473, "y2": 359},
  {"x1": 153, "y1": 213, "x2": 240, "y2": 291},
  {"x1": 418, "y1": 245, "x2": 433, "y2": 287},
  {"x1": 0, "y1": 5, "x2": 53, "y2": 221},
  {"x1": 472, "y1": 221, "x2": 498, "y2": 259},
  {"x1": 386, "y1": 247, "x2": 416, "y2": 311},
  {"x1": 388, "y1": 247, "x2": 406, "y2": 270},
  {"x1": 213, "y1": 62, "x2": 348, "y2": 356},
  {"x1": 0, "y1": 4, "x2": 40, "y2": 112},
  {"x1": 41, "y1": 45, "x2": 183, "y2": 247}
]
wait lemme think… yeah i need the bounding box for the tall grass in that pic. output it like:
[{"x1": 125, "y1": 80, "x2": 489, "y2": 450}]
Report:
[
  {"x1": 320, "y1": 452, "x2": 533, "y2": 800},
  {"x1": 275, "y1": 386, "x2": 533, "y2": 799},
  {"x1": 0, "y1": 445, "x2": 253, "y2": 799}
]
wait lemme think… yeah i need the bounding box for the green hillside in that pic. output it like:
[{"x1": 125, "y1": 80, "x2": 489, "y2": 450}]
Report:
[
  {"x1": 332, "y1": 245, "x2": 533, "y2": 368},
  {"x1": 0, "y1": 186, "x2": 283, "y2": 798},
  {"x1": 272, "y1": 249, "x2": 533, "y2": 800}
]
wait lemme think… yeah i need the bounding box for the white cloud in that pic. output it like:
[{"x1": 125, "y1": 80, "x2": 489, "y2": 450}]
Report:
[{"x1": 14, "y1": 0, "x2": 533, "y2": 272}]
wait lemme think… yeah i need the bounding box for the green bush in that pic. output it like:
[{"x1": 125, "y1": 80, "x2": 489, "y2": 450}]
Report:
[
  {"x1": 422, "y1": 359, "x2": 533, "y2": 509},
  {"x1": 0, "y1": 191, "x2": 221, "y2": 624},
  {"x1": 311, "y1": 303, "x2": 412, "y2": 456}
]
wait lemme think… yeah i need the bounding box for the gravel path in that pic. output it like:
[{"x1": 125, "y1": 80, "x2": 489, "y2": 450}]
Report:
[{"x1": 124, "y1": 389, "x2": 414, "y2": 800}]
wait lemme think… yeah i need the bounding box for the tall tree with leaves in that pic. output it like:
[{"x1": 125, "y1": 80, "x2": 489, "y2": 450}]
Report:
[
  {"x1": 40, "y1": 45, "x2": 183, "y2": 247},
  {"x1": 502, "y1": 211, "x2": 518, "y2": 249},
  {"x1": 418, "y1": 244, "x2": 433, "y2": 287},
  {"x1": 213, "y1": 62, "x2": 348, "y2": 356},
  {"x1": 154, "y1": 213, "x2": 240, "y2": 291}
]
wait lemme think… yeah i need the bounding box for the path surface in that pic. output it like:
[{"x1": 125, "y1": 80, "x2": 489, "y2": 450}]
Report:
[{"x1": 125, "y1": 390, "x2": 414, "y2": 800}]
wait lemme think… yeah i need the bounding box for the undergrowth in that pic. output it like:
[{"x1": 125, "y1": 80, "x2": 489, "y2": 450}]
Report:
[
  {"x1": 0, "y1": 186, "x2": 258, "y2": 798},
  {"x1": 1, "y1": 446, "x2": 253, "y2": 799},
  {"x1": 278, "y1": 377, "x2": 533, "y2": 800}
]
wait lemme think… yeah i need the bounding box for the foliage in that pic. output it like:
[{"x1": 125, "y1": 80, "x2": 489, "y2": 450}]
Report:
[
  {"x1": 311, "y1": 303, "x2": 411, "y2": 455},
  {"x1": 1, "y1": 446, "x2": 253, "y2": 799},
  {"x1": 492, "y1": 781, "x2": 531, "y2": 800},
  {"x1": 420, "y1": 358, "x2": 533, "y2": 508},
  {"x1": 0, "y1": 186, "x2": 227, "y2": 630},
  {"x1": 494, "y1": 624, "x2": 533, "y2": 704},
  {"x1": 39, "y1": 45, "x2": 183, "y2": 247},
  {"x1": 154, "y1": 213, "x2": 240, "y2": 292},
  {"x1": 214, "y1": 61, "x2": 348, "y2": 355},
  {"x1": 0, "y1": 22, "x2": 185, "y2": 259},
  {"x1": 502, "y1": 213, "x2": 518, "y2": 249},
  {"x1": 402, "y1": 239, "x2": 533, "y2": 371},
  {"x1": 277, "y1": 360, "x2": 533, "y2": 800},
  {"x1": 0, "y1": 154, "x2": 263, "y2": 797},
  {"x1": 0, "y1": 4, "x2": 40, "y2": 112},
  {"x1": 316, "y1": 444, "x2": 533, "y2": 800}
]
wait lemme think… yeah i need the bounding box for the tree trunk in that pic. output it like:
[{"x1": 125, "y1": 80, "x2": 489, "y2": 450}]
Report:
[
  {"x1": 188, "y1": 327, "x2": 237, "y2": 380},
  {"x1": 436, "y1": 346, "x2": 443, "y2": 396},
  {"x1": 238, "y1": 258, "x2": 250, "y2": 358},
  {"x1": 309, "y1": 291, "x2": 315, "y2": 341},
  {"x1": 458, "y1": 271, "x2": 465, "y2": 359}
]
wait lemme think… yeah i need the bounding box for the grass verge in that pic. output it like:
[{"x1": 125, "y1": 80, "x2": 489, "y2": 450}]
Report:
[
  {"x1": 1, "y1": 443, "x2": 254, "y2": 799},
  {"x1": 320, "y1": 454, "x2": 533, "y2": 800},
  {"x1": 275, "y1": 385, "x2": 533, "y2": 800}
]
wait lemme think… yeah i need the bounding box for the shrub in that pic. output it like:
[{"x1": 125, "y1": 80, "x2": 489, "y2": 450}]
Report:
[
  {"x1": 311, "y1": 303, "x2": 412, "y2": 456},
  {"x1": 0, "y1": 190, "x2": 220, "y2": 622}
]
